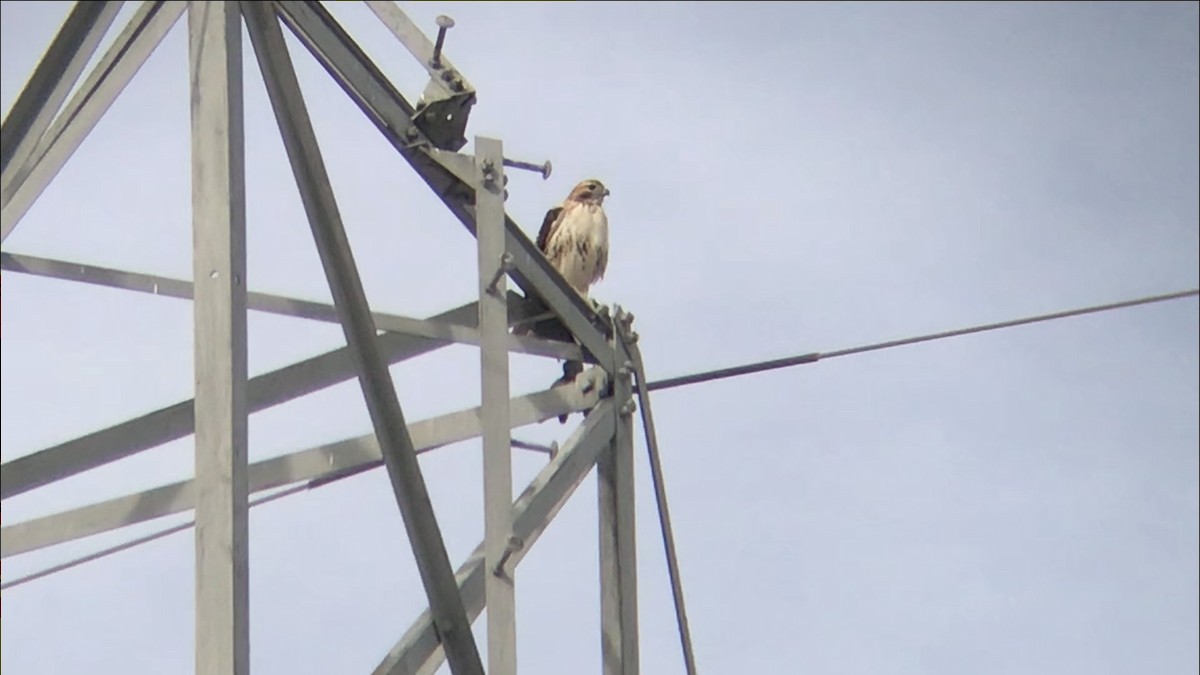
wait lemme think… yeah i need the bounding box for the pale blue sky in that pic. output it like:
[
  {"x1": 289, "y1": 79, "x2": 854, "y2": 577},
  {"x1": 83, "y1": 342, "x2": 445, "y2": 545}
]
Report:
[{"x1": 2, "y1": 2, "x2": 1198, "y2": 674}]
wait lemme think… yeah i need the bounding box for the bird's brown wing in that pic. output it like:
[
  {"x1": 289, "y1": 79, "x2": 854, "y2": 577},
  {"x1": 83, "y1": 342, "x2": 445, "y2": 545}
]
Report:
[
  {"x1": 536, "y1": 206, "x2": 564, "y2": 255},
  {"x1": 513, "y1": 205, "x2": 566, "y2": 338},
  {"x1": 594, "y1": 240, "x2": 608, "y2": 283}
]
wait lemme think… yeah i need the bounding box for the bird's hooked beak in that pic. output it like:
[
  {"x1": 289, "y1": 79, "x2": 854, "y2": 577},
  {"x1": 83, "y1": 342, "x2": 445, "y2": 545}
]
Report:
[{"x1": 602, "y1": 187, "x2": 611, "y2": 197}]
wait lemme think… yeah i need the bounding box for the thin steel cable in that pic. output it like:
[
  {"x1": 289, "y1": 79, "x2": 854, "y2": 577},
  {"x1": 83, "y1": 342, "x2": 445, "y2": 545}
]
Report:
[
  {"x1": 4, "y1": 287, "x2": 1196, "y2": 589},
  {"x1": 1, "y1": 482, "x2": 308, "y2": 591},
  {"x1": 643, "y1": 288, "x2": 1199, "y2": 393},
  {"x1": 626, "y1": 338, "x2": 699, "y2": 675},
  {"x1": 2, "y1": 436, "x2": 551, "y2": 589}
]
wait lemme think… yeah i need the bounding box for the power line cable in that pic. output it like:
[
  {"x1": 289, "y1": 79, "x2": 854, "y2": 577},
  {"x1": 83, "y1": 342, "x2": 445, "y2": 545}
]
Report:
[
  {"x1": 3, "y1": 287, "x2": 1196, "y2": 589},
  {"x1": 642, "y1": 288, "x2": 1198, "y2": 393}
]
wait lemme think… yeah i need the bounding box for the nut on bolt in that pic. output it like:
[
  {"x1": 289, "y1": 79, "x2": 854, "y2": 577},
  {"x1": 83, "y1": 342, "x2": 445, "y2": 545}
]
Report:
[{"x1": 480, "y1": 158, "x2": 499, "y2": 186}]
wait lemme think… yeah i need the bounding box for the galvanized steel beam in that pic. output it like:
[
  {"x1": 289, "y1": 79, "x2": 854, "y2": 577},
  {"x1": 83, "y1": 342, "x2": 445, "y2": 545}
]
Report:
[
  {"x1": 2, "y1": 383, "x2": 604, "y2": 558},
  {"x1": 0, "y1": 252, "x2": 586, "y2": 362},
  {"x1": 0, "y1": 1, "x2": 122, "y2": 181},
  {"x1": 188, "y1": 2, "x2": 249, "y2": 672},
  {"x1": 475, "y1": 136, "x2": 517, "y2": 675},
  {"x1": 0, "y1": 300, "x2": 483, "y2": 500},
  {"x1": 1, "y1": 1, "x2": 186, "y2": 240},
  {"x1": 244, "y1": 4, "x2": 483, "y2": 672},
  {"x1": 599, "y1": 310, "x2": 640, "y2": 675}
]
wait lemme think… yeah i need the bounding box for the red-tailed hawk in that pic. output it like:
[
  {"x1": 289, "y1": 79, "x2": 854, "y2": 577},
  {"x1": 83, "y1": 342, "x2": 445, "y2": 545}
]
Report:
[
  {"x1": 520, "y1": 179, "x2": 612, "y2": 420},
  {"x1": 536, "y1": 178, "x2": 610, "y2": 300}
]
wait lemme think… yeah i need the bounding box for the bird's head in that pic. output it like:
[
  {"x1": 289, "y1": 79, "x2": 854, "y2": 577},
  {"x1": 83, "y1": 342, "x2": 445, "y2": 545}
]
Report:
[{"x1": 567, "y1": 179, "x2": 610, "y2": 205}]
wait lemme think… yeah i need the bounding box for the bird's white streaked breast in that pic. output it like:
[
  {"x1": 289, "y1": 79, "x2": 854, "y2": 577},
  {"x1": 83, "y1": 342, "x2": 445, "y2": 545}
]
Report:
[{"x1": 548, "y1": 203, "x2": 608, "y2": 295}]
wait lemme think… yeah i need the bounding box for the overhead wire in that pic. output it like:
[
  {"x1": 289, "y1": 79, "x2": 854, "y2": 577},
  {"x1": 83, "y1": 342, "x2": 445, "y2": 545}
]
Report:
[
  {"x1": 642, "y1": 288, "x2": 1199, "y2": 393},
  {"x1": 2, "y1": 287, "x2": 1196, "y2": 591},
  {"x1": 1, "y1": 482, "x2": 308, "y2": 591}
]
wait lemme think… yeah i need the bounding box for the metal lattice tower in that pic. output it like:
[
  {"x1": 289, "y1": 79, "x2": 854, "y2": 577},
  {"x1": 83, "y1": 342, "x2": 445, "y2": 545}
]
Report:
[{"x1": 0, "y1": 2, "x2": 655, "y2": 673}]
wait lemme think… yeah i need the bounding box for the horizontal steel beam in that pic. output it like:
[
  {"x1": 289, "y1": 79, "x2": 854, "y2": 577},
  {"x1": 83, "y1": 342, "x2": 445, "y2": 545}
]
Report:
[
  {"x1": 374, "y1": 401, "x2": 617, "y2": 675},
  {"x1": 0, "y1": 251, "x2": 585, "y2": 362},
  {"x1": 2, "y1": 384, "x2": 603, "y2": 558},
  {"x1": 0, "y1": 298, "x2": 494, "y2": 500}
]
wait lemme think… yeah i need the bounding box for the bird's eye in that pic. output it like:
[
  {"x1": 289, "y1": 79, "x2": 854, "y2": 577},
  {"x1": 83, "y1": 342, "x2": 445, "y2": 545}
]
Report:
[{"x1": 587, "y1": 183, "x2": 598, "y2": 191}]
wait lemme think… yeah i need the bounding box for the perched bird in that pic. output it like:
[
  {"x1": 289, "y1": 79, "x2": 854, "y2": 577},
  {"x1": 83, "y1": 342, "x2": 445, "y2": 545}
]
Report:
[
  {"x1": 518, "y1": 179, "x2": 612, "y2": 420},
  {"x1": 536, "y1": 178, "x2": 611, "y2": 302}
]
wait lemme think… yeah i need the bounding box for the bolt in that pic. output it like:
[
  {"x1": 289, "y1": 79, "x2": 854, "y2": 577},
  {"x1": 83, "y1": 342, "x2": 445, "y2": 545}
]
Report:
[
  {"x1": 487, "y1": 253, "x2": 513, "y2": 294},
  {"x1": 621, "y1": 399, "x2": 638, "y2": 416},
  {"x1": 431, "y1": 15, "x2": 455, "y2": 69},
  {"x1": 493, "y1": 535, "x2": 525, "y2": 577},
  {"x1": 480, "y1": 158, "x2": 498, "y2": 186},
  {"x1": 502, "y1": 158, "x2": 553, "y2": 180},
  {"x1": 629, "y1": 330, "x2": 640, "y2": 343}
]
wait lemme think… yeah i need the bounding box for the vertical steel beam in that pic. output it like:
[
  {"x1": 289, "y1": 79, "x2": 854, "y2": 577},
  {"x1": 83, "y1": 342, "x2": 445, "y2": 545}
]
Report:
[
  {"x1": 2, "y1": 1, "x2": 186, "y2": 240},
  {"x1": 599, "y1": 318, "x2": 639, "y2": 675},
  {"x1": 475, "y1": 136, "x2": 516, "y2": 675},
  {"x1": 188, "y1": 2, "x2": 249, "y2": 674},
  {"x1": 242, "y1": 5, "x2": 483, "y2": 674},
  {"x1": 0, "y1": 1, "x2": 122, "y2": 180}
]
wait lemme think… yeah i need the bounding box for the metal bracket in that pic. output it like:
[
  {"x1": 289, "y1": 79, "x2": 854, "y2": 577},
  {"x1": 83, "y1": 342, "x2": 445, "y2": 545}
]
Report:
[{"x1": 365, "y1": 2, "x2": 476, "y2": 151}]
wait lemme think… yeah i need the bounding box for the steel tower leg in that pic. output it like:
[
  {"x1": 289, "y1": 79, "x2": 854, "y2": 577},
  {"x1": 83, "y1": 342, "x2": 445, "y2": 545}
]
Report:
[{"x1": 189, "y1": 2, "x2": 250, "y2": 673}]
